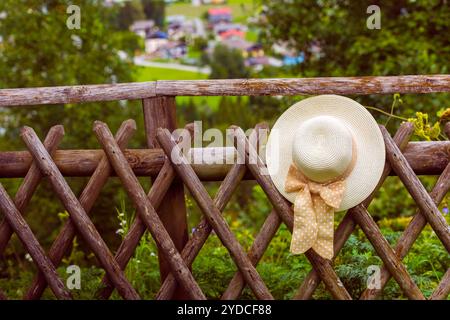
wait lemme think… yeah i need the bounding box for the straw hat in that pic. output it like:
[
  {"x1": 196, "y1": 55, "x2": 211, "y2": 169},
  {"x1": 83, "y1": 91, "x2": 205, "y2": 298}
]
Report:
[{"x1": 265, "y1": 95, "x2": 385, "y2": 211}]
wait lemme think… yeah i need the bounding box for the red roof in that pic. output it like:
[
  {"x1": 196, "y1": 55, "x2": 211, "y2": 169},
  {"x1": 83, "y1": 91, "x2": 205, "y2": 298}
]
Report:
[
  {"x1": 208, "y1": 7, "x2": 232, "y2": 15},
  {"x1": 220, "y1": 29, "x2": 245, "y2": 39}
]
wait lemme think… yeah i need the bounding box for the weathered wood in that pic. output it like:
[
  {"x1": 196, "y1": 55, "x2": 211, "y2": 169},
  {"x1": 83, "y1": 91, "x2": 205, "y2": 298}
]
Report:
[
  {"x1": 24, "y1": 120, "x2": 136, "y2": 300},
  {"x1": 156, "y1": 128, "x2": 274, "y2": 300},
  {"x1": 156, "y1": 123, "x2": 268, "y2": 300},
  {"x1": 351, "y1": 206, "x2": 425, "y2": 299},
  {"x1": 221, "y1": 210, "x2": 281, "y2": 300},
  {"x1": 361, "y1": 162, "x2": 450, "y2": 299},
  {"x1": 360, "y1": 124, "x2": 450, "y2": 300},
  {"x1": 156, "y1": 123, "x2": 264, "y2": 300},
  {"x1": 381, "y1": 126, "x2": 450, "y2": 251},
  {"x1": 143, "y1": 96, "x2": 189, "y2": 299},
  {"x1": 0, "y1": 125, "x2": 65, "y2": 255},
  {"x1": 93, "y1": 121, "x2": 206, "y2": 300},
  {"x1": 431, "y1": 268, "x2": 450, "y2": 300},
  {"x1": 230, "y1": 126, "x2": 352, "y2": 300},
  {"x1": 20, "y1": 126, "x2": 140, "y2": 300},
  {"x1": 0, "y1": 82, "x2": 156, "y2": 107},
  {"x1": 0, "y1": 141, "x2": 447, "y2": 178},
  {"x1": 96, "y1": 160, "x2": 176, "y2": 299},
  {"x1": 1, "y1": 75, "x2": 449, "y2": 107},
  {"x1": 0, "y1": 184, "x2": 72, "y2": 300},
  {"x1": 293, "y1": 122, "x2": 415, "y2": 300},
  {"x1": 157, "y1": 161, "x2": 247, "y2": 300},
  {"x1": 97, "y1": 123, "x2": 193, "y2": 300}
]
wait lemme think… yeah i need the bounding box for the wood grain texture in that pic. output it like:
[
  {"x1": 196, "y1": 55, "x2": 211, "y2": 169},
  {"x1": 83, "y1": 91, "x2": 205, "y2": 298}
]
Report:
[
  {"x1": 156, "y1": 161, "x2": 247, "y2": 300},
  {"x1": 221, "y1": 209, "x2": 281, "y2": 300},
  {"x1": 293, "y1": 122, "x2": 415, "y2": 300},
  {"x1": 0, "y1": 141, "x2": 447, "y2": 178},
  {"x1": 381, "y1": 126, "x2": 450, "y2": 252},
  {"x1": 155, "y1": 122, "x2": 267, "y2": 300},
  {"x1": 1, "y1": 75, "x2": 449, "y2": 107},
  {"x1": 431, "y1": 268, "x2": 450, "y2": 300},
  {"x1": 0, "y1": 125, "x2": 64, "y2": 255},
  {"x1": 351, "y1": 206, "x2": 425, "y2": 299},
  {"x1": 97, "y1": 124, "x2": 193, "y2": 300},
  {"x1": 360, "y1": 123, "x2": 450, "y2": 300},
  {"x1": 96, "y1": 160, "x2": 176, "y2": 299},
  {"x1": 24, "y1": 120, "x2": 136, "y2": 300},
  {"x1": 156, "y1": 75, "x2": 450, "y2": 96},
  {"x1": 20, "y1": 126, "x2": 140, "y2": 300},
  {"x1": 93, "y1": 121, "x2": 206, "y2": 300},
  {"x1": 360, "y1": 160, "x2": 450, "y2": 299},
  {"x1": 0, "y1": 82, "x2": 156, "y2": 107},
  {"x1": 0, "y1": 183, "x2": 72, "y2": 300},
  {"x1": 228, "y1": 126, "x2": 352, "y2": 300},
  {"x1": 156, "y1": 128, "x2": 274, "y2": 300},
  {"x1": 143, "y1": 96, "x2": 189, "y2": 299}
]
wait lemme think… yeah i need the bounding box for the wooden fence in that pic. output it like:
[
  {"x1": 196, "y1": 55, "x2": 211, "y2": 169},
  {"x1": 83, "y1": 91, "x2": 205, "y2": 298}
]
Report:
[{"x1": 0, "y1": 75, "x2": 449, "y2": 300}]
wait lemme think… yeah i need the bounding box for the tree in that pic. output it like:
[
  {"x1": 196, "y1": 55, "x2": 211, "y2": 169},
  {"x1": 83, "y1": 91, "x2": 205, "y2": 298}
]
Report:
[
  {"x1": 260, "y1": 0, "x2": 450, "y2": 123},
  {"x1": 0, "y1": 0, "x2": 144, "y2": 248},
  {"x1": 141, "y1": 0, "x2": 165, "y2": 28},
  {"x1": 117, "y1": 0, "x2": 145, "y2": 30},
  {"x1": 208, "y1": 45, "x2": 249, "y2": 79},
  {"x1": 0, "y1": 0, "x2": 141, "y2": 148}
]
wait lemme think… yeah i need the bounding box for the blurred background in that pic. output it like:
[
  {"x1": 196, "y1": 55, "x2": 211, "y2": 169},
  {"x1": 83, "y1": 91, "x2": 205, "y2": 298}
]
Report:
[{"x1": 0, "y1": 0, "x2": 449, "y2": 299}]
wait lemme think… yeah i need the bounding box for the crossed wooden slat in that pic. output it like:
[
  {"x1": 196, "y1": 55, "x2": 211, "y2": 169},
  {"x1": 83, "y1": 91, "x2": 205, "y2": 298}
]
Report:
[
  {"x1": 155, "y1": 124, "x2": 266, "y2": 300},
  {"x1": 0, "y1": 125, "x2": 70, "y2": 299},
  {"x1": 155, "y1": 126, "x2": 274, "y2": 300},
  {"x1": 294, "y1": 123, "x2": 450, "y2": 300},
  {"x1": 20, "y1": 125, "x2": 141, "y2": 300},
  {"x1": 0, "y1": 120, "x2": 448, "y2": 300},
  {"x1": 23, "y1": 120, "x2": 137, "y2": 299},
  {"x1": 224, "y1": 123, "x2": 414, "y2": 299},
  {"x1": 293, "y1": 122, "x2": 416, "y2": 299},
  {"x1": 95, "y1": 123, "x2": 262, "y2": 299}
]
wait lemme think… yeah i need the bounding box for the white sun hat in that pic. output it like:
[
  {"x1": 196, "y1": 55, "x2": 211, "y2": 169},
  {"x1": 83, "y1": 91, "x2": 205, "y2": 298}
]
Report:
[{"x1": 265, "y1": 94, "x2": 385, "y2": 211}]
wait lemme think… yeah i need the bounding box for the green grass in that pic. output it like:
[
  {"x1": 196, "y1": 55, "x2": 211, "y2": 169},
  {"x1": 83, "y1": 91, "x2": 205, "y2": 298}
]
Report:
[
  {"x1": 136, "y1": 66, "x2": 207, "y2": 81},
  {"x1": 135, "y1": 66, "x2": 221, "y2": 109},
  {"x1": 166, "y1": 0, "x2": 256, "y2": 20}
]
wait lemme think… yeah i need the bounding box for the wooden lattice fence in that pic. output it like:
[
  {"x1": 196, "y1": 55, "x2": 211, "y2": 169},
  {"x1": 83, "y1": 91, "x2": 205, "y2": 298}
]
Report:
[{"x1": 0, "y1": 75, "x2": 449, "y2": 300}]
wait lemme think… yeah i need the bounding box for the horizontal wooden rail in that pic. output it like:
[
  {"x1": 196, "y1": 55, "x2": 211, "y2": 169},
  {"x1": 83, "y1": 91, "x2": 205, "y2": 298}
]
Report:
[
  {"x1": 0, "y1": 141, "x2": 448, "y2": 179},
  {"x1": 0, "y1": 75, "x2": 449, "y2": 107}
]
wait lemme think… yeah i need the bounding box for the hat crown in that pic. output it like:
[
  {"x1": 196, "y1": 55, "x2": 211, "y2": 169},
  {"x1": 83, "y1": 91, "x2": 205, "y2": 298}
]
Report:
[{"x1": 292, "y1": 116, "x2": 353, "y2": 183}]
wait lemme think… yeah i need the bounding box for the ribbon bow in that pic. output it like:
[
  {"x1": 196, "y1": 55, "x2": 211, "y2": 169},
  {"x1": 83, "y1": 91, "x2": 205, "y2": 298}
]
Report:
[{"x1": 285, "y1": 164, "x2": 346, "y2": 259}]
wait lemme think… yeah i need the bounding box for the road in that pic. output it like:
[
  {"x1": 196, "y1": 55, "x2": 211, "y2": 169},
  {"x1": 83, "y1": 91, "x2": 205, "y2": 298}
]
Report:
[{"x1": 134, "y1": 56, "x2": 211, "y2": 75}]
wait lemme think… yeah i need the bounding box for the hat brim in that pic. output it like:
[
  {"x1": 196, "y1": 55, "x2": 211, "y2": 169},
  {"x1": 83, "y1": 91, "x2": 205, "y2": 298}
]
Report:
[{"x1": 265, "y1": 95, "x2": 385, "y2": 211}]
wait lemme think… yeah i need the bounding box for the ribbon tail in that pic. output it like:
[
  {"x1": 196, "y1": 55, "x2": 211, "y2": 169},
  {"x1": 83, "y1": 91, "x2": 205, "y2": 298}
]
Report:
[
  {"x1": 290, "y1": 186, "x2": 318, "y2": 255},
  {"x1": 311, "y1": 196, "x2": 335, "y2": 260}
]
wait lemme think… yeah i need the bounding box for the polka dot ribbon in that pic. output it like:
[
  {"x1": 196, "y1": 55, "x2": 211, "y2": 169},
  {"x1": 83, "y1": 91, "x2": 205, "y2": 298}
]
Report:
[{"x1": 284, "y1": 164, "x2": 346, "y2": 260}]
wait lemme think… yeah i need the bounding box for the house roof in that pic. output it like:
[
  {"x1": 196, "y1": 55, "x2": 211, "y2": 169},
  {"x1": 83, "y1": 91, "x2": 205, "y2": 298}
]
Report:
[
  {"x1": 148, "y1": 31, "x2": 168, "y2": 39},
  {"x1": 130, "y1": 20, "x2": 154, "y2": 32},
  {"x1": 208, "y1": 7, "x2": 232, "y2": 15},
  {"x1": 220, "y1": 29, "x2": 245, "y2": 40}
]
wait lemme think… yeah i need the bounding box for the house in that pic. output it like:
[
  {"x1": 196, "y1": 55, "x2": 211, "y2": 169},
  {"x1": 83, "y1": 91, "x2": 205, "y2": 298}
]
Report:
[
  {"x1": 144, "y1": 31, "x2": 168, "y2": 55},
  {"x1": 214, "y1": 23, "x2": 247, "y2": 41},
  {"x1": 130, "y1": 20, "x2": 155, "y2": 38},
  {"x1": 208, "y1": 7, "x2": 232, "y2": 26}
]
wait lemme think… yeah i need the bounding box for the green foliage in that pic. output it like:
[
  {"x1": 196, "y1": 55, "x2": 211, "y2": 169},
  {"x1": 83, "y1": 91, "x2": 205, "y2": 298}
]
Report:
[
  {"x1": 0, "y1": 0, "x2": 146, "y2": 257},
  {"x1": 116, "y1": 0, "x2": 145, "y2": 30},
  {"x1": 141, "y1": 0, "x2": 165, "y2": 28},
  {"x1": 408, "y1": 112, "x2": 442, "y2": 141},
  {"x1": 1, "y1": 200, "x2": 448, "y2": 299},
  {"x1": 0, "y1": 1, "x2": 449, "y2": 300},
  {"x1": 206, "y1": 45, "x2": 249, "y2": 79},
  {"x1": 260, "y1": 0, "x2": 450, "y2": 125}
]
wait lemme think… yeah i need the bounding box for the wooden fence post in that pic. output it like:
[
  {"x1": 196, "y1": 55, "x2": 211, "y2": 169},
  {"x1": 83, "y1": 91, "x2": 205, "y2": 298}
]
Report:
[{"x1": 142, "y1": 96, "x2": 190, "y2": 299}]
